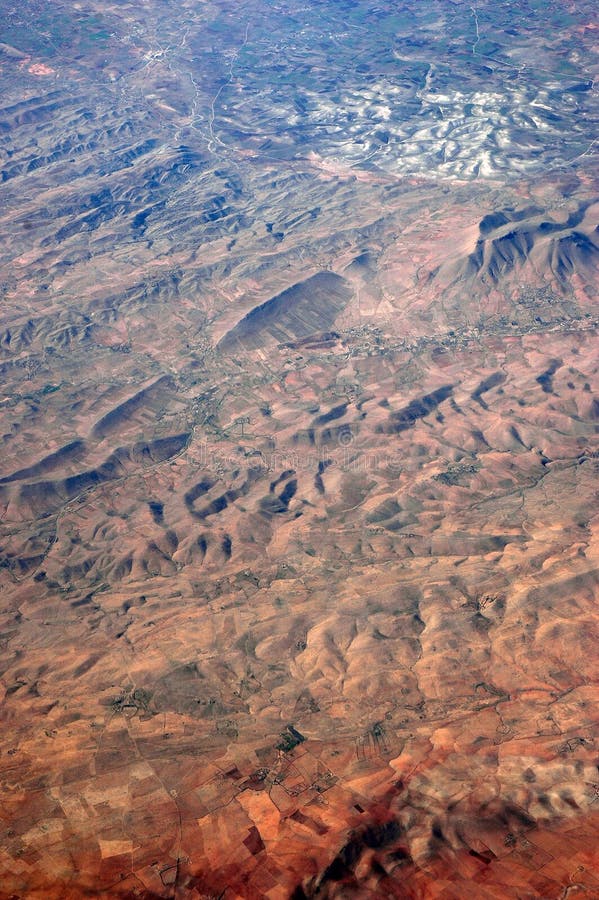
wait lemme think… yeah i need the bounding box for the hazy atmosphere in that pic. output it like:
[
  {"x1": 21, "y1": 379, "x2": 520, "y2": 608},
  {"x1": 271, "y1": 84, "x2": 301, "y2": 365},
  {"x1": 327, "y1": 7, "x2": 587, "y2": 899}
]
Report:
[{"x1": 1, "y1": 0, "x2": 598, "y2": 897}]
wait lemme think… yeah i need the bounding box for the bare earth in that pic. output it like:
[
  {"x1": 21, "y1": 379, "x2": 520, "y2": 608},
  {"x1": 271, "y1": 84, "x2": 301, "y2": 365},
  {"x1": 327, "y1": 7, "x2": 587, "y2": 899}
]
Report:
[{"x1": 1, "y1": 0, "x2": 599, "y2": 897}]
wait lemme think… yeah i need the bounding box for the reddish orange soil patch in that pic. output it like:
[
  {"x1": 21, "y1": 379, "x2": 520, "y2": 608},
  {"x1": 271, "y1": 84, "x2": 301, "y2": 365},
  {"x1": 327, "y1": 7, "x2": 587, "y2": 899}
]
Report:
[{"x1": 27, "y1": 63, "x2": 55, "y2": 76}]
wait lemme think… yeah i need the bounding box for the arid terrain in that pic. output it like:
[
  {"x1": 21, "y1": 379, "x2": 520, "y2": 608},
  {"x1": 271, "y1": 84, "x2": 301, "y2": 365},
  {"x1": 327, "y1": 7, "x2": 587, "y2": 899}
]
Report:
[{"x1": 1, "y1": 0, "x2": 599, "y2": 897}]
